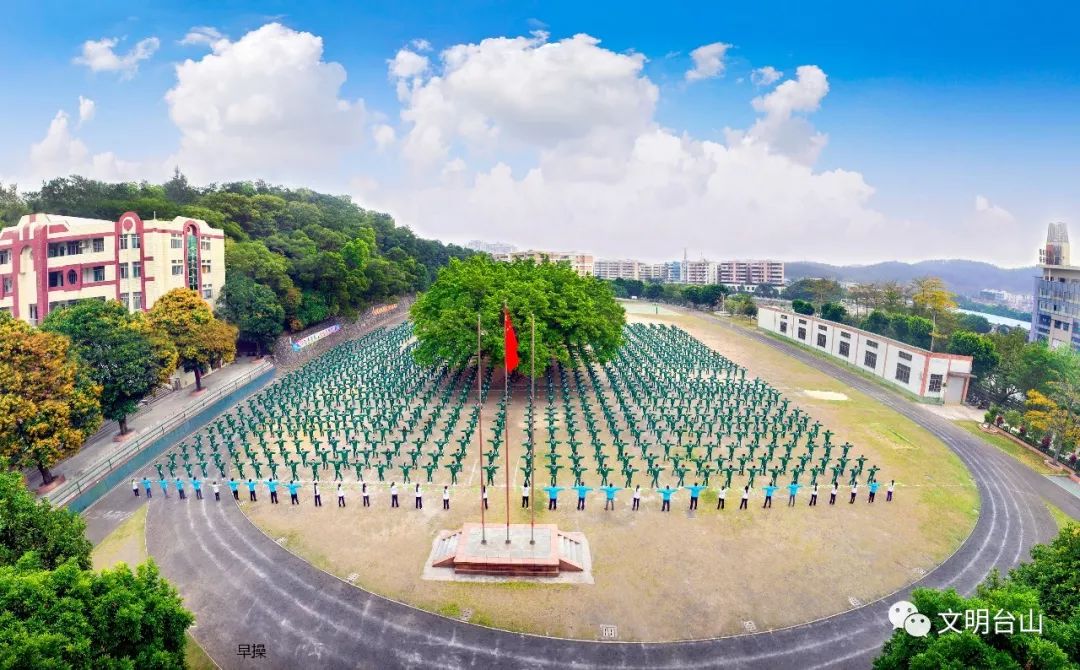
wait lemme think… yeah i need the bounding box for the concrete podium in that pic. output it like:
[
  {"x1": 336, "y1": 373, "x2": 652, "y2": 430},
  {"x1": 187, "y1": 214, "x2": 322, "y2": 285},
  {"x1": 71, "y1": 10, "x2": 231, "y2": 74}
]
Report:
[{"x1": 430, "y1": 523, "x2": 587, "y2": 576}]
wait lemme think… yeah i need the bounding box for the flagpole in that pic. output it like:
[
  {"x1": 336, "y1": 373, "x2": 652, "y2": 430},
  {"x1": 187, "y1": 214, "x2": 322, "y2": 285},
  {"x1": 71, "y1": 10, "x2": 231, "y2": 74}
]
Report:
[
  {"x1": 504, "y1": 303, "x2": 512, "y2": 545},
  {"x1": 530, "y1": 313, "x2": 536, "y2": 545},
  {"x1": 477, "y1": 312, "x2": 486, "y2": 545}
]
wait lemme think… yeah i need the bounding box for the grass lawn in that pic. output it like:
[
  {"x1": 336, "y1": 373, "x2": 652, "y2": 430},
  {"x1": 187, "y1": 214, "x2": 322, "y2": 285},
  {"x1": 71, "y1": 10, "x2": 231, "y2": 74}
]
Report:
[
  {"x1": 1045, "y1": 502, "x2": 1074, "y2": 531},
  {"x1": 244, "y1": 309, "x2": 978, "y2": 641},
  {"x1": 92, "y1": 505, "x2": 218, "y2": 668},
  {"x1": 953, "y1": 421, "x2": 1058, "y2": 475}
]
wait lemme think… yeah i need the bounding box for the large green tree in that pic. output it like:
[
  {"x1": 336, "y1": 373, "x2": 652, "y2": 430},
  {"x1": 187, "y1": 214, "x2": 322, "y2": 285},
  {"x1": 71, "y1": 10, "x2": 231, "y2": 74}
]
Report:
[
  {"x1": 0, "y1": 470, "x2": 92, "y2": 570},
  {"x1": 411, "y1": 255, "x2": 625, "y2": 373},
  {"x1": 0, "y1": 314, "x2": 102, "y2": 485},
  {"x1": 947, "y1": 331, "x2": 1000, "y2": 378},
  {"x1": 42, "y1": 300, "x2": 178, "y2": 435},
  {"x1": 148, "y1": 289, "x2": 237, "y2": 391},
  {"x1": 216, "y1": 276, "x2": 285, "y2": 356}
]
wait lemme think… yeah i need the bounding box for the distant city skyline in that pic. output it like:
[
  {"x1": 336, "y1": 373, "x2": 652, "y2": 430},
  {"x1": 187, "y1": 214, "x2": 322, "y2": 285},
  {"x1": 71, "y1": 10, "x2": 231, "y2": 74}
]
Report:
[{"x1": 2, "y1": 2, "x2": 1078, "y2": 265}]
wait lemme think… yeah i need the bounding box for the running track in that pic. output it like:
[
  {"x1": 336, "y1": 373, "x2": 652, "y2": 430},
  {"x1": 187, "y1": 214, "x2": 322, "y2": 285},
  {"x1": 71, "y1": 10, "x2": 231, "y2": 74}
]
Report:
[{"x1": 124, "y1": 315, "x2": 1080, "y2": 669}]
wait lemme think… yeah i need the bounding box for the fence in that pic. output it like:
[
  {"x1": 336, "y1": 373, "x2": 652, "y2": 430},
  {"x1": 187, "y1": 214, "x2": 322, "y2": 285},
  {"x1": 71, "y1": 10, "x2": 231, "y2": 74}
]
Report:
[{"x1": 49, "y1": 361, "x2": 276, "y2": 511}]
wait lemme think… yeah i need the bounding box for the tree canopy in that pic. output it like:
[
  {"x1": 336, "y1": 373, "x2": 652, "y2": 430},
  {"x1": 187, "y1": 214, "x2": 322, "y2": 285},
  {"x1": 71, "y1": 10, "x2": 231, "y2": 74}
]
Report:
[
  {"x1": 0, "y1": 470, "x2": 92, "y2": 570},
  {"x1": 42, "y1": 300, "x2": 177, "y2": 435},
  {"x1": 0, "y1": 314, "x2": 102, "y2": 484},
  {"x1": 148, "y1": 289, "x2": 237, "y2": 391},
  {"x1": 411, "y1": 256, "x2": 625, "y2": 373}
]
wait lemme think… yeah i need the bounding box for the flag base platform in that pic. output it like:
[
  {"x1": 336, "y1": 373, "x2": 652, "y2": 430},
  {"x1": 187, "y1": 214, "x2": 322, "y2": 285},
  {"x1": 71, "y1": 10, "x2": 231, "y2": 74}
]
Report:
[{"x1": 429, "y1": 523, "x2": 588, "y2": 577}]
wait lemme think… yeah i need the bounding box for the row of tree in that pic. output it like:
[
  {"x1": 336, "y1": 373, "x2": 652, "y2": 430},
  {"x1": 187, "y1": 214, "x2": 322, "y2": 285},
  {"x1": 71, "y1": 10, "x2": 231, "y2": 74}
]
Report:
[
  {"x1": 0, "y1": 469, "x2": 192, "y2": 667},
  {"x1": 1, "y1": 174, "x2": 476, "y2": 352},
  {"x1": 606, "y1": 279, "x2": 762, "y2": 316},
  {"x1": 0, "y1": 289, "x2": 236, "y2": 484}
]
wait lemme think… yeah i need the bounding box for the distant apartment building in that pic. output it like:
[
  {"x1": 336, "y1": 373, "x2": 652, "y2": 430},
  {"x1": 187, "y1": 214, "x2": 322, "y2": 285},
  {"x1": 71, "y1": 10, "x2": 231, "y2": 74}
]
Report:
[
  {"x1": 1031, "y1": 222, "x2": 1080, "y2": 351},
  {"x1": 593, "y1": 259, "x2": 642, "y2": 281},
  {"x1": 492, "y1": 250, "x2": 595, "y2": 277},
  {"x1": 718, "y1": 260, "x2": 785, "y2": 287},
  {"x1": 758, "y1": 305, "x2": 974, "y2": 403},
  {"x1": 683, "y1": 259, "x2": 716, "y2": 285},
  {"x1": 466, "y1": 240, "x2": 517, "y2": 255},
  {"x1": 0, "y1": 212, "x2": 225, "y2": 325}
]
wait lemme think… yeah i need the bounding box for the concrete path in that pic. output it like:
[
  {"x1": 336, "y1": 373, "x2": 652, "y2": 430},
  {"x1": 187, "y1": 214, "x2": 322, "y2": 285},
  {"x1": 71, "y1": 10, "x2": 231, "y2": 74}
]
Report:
[
  {"x1": 87, "y1": 313, "x2": 1080, "y2": 669},
  {"x1": 29, "y1": 358, "x2": 265, "y2": 492}
]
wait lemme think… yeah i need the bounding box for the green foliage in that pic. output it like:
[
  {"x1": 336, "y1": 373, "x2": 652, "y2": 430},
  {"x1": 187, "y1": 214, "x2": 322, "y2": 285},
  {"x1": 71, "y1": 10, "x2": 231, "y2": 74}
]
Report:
[
  {"x1": 216, "y1": 276, "x2": 285, "y2": 355},
  {"x1": 785, "y1": 278, "x2": 843, "y2": 304},
  {"x1": 791, "y1": 299, "x2": 815, "y2": 316},
  {"x1": 0, "y1": 470, "x2": 92, "y2": 570},
  {"x1": 726, "y1": 293, "x2": 758, "y2": 317},
  {"x1": 819, "y1": 302, "x2": 847, "y2": 322},
  {"x1": 148, "y1": 289, "x2": 237, "y2": 390},
  {"x1": 956, "y1": 312, "x2": 993, "y2": 334},
  {"x1": 874, "y1": 525, "x2": 1080, "y2": 669},
  {"x1": 0, "y1": 558, "x2": 193, "y2": 668},
  {"x1": 948, "y1": 331, "x2": 1001, "y2": 378},
  {"x1": 981, "y1": 329, "x2": 1080, "y2": 404},
  {"x1": 412, "y1": 256, "x2": 625, "y2": 373},
  {"x1": 42, "y1": 300, "x2": 178, "y2": 432}
]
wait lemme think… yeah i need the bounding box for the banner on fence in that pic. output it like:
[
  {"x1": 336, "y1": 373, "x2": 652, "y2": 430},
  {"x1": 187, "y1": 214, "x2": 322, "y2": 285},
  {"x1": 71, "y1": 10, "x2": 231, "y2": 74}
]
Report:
[
  {"x1": 372, "y1": 303, "x2": 398, "y2": 316},
  {"x1": 291, "y1": 324, "x2": 342, "y2": 351}
]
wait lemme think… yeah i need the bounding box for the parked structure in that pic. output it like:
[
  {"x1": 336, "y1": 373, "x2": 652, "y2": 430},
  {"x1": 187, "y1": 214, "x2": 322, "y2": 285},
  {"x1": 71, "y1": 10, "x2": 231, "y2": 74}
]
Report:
[
  {"x1": 0, "y1": 212, "x2": 225, "y2": 324},
  {"x1": 757, "y1": 305, "x2": 974, "y2": 403},
  {"x1": 1031, "y1": 222, "x2": 1080, "y2": 352}
]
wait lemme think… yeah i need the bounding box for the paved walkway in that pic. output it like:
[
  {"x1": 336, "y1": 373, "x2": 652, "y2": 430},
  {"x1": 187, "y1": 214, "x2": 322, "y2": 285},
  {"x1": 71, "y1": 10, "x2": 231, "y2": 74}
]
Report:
[
  {"x1": 85, "y1": 312, "x2": 1080, "y2": 668},
  {"x1": 30, "y1": 358, "x2": 265, "y2": 493}
]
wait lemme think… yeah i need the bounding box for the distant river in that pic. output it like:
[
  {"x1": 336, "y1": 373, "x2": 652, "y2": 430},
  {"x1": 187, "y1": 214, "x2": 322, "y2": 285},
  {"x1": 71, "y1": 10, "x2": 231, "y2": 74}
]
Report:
[{"x1": 958, "y1": 308, "x2": 1030, "y2": 330}]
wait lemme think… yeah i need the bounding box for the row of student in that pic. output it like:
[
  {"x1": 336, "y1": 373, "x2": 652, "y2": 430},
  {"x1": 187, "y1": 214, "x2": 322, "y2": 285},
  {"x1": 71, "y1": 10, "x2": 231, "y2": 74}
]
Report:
[{"x1": 134, "y1": 477, "x2": 894, "y2": 509}]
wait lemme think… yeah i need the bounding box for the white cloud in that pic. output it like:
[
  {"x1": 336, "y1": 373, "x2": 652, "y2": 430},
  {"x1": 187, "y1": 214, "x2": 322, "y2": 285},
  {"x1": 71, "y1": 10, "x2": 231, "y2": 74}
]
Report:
[
  {"x1": 975, "y1": 194, "x2": 1014, "y2": 220},
  {"x1": 165, "y1": 22, "x2": 365, "y2": 183},
  {"x1": 372, "y1": 123, "x2": 396, "y2": 150},
  {"x1": 77, "y1": 96, "x2": 95, "y2": 127},
  {"x1": 180, "y1": 26, "x2": 227, "y2": 49},
  {"x1": 728, "y1": 65, "x2": 830, "y2": 165},
  {"x1": 25, "y1": 110, "x2": 141, "y2": 183},
  {"x1": 73, "y1": 36, "x2": 159, "y2": 78},
  {"x1": 410, "y1": 38, "x2": 432, "y2": 52},
  {"x1": 396, "y1": 32, "x2": 657, "y2": 169},
  {"x1": 751, "y1": 66, "x2": 782, "y2": 87},
  {"x1": 388, "y1": 48, "x2": 429, "y2": 80},
  {"x1": 685, "y1": 42, "x2": 731, "y2": 82}
]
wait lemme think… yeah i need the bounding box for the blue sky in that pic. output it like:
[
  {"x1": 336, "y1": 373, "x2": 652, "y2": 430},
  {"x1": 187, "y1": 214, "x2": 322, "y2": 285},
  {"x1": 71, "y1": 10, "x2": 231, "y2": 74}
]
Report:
[{"x1": 2, "y1": 1, "x2": 1078, "y2": 265}]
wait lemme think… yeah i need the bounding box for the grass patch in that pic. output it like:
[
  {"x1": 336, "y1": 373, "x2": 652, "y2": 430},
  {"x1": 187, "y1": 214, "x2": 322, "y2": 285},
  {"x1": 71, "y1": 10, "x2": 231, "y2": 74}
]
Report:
[
  {"x1": 185, "y1": 633, "x2": 217, "y2": 670},
  {"x1": 954, "y1": 421, "x2": 1057, "y2": 475},
  {"x1": 91, "y1": 505, "x2": 148, "y2": 571},
  {"x1": 436, "y1": 602, "x2": 462, "y2": 618},
  {"x1": 1045, "y1": 502, "x2": 1074, "y2": 531}
]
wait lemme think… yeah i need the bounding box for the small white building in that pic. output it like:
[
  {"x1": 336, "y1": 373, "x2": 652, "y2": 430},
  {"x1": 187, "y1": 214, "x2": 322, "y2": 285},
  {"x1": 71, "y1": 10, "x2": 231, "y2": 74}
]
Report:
[{"x1": 757, "y1": 305, "x2": 974, "y2": 403}]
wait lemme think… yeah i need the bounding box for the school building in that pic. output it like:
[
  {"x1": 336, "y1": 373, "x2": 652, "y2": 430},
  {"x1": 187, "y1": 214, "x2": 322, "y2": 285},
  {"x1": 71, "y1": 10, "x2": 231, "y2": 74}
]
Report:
[
  {"x1": 757, "y1": 305, "x2": 974, "y2": 403},
  {"x1": 0, "y1": 211, "x2": 225, "y2": 324}
]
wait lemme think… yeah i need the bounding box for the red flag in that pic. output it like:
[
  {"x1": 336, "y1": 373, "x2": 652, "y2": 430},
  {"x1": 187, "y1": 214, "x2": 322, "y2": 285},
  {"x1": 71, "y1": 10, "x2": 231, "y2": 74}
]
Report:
[{"x1": 503, "y1": 307, "x2": 519, "y2": 372}]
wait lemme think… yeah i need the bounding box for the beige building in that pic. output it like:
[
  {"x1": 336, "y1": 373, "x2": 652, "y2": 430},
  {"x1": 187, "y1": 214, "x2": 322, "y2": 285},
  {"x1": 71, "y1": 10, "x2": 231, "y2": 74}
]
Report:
[
  {"x1": 493, "y1": 250, "x2": 595, "y2": 277},
  {"x1": 593, "y1": 259, "x2": 642, "y2": 281},
  {"x1": 718, "y1": 259, "x2": 785, "y2": 287},
  {"x1": 0, "y1": 212, "x2": 225, "y2": 324}
]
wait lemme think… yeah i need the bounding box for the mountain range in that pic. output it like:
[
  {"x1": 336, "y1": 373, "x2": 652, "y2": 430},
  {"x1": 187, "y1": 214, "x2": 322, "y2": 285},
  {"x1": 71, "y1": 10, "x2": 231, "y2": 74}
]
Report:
[{"x1": 785, "y1": 260, "x2": 1038, "y2": 297}]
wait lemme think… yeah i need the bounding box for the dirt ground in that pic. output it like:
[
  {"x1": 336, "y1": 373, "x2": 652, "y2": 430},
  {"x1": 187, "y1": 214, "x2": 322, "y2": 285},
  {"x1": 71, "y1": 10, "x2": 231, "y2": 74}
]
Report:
[{"x1": 243, "y1": 310, "x2": 978, "y2": 641}]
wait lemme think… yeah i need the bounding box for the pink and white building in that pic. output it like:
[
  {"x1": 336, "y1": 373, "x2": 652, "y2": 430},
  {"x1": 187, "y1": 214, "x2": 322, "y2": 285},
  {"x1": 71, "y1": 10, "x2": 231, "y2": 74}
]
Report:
[{"x1": 0, "y1": 212, "x2": 225, "y2": 324}]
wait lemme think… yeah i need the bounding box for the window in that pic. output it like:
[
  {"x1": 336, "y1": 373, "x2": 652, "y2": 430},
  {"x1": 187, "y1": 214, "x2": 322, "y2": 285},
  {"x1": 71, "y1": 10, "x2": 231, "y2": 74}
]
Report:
[
  {"x1": 92, "y1": 237, "x2": 105, "y2": 253},
  {"x1": 840, "y1": 331, "x2": 851, "y2": 339},
  {"x1": 119, "y1": 233, "x2": 140, "y2": 249},
  {"x1": 798, "y1": 318, "x2": 807, "y2": 325},
  {"x1": 895, "y1": 363, "x2": 911, "y2": 384},
  {"x1": 817, "y1": 333, "x2": 827, "y2": 347},
  {"x1": 119, "y1": 293, "x2": 129, "y2": 308},
  {"x1": 47, "y1": 242, "x2": 66, "y2": 258},
  {"x1": 866, "y1": 340, "x2": 878, "y2": 349},
  {"x1": 132, "y1": 261, "x2": 142, "y2": 278},
  {"x1": 170, "y1": 233, "x2": 182, "y2": 249},
  {"x1": 797, "y1": 327, "x2": 806, "y2": 340},
  {"x1": 171, "y1": 259, "x2": 183, "y2": 276},
  {"x1": 120, "y1": 264, "x2": 129, "y2": 279},
  {"x1": 132, "y1": 292, "x2": 143, "y2": 310},
  {"x1": 92, "y1": 266, "x2": 105, "y2": 282},
  {"x1": 864, "y1": 351, "x2": 877, "y2": 369},
  {"x1": 779, "y1": 322, "x2": 788, "y2": 334},
  {"x1": 818, "y1": 325, "x2": 827, "y2": 331},
  {"x1": 202, "y1": 283, "x2": 213, "y2": 299},
  {"x1": 130, "y1": 234, "x2": 140, "y2": 249},
  {"x1": 66, "y1": 241, "x2": 82, "y2": 255},
  {"x1": 898, "y1": 351, "x2": 913, "y2": 361},
  {"x1": 201, "y1": 259, "x2": 212, "y2": 274},
  {"x1": 0, "y1": 249, "x2": 9, "y2": 264},
  {"x1": 67, "y1": 269, "x2": 78, "y2": 285},
  {"x1": 48, "y1": 271, "x2": 63, "y2": 288},
  {"x1": 28, "y1": 304, "x2": 38, "y2": 324},
  {"x1": 839, "y1": 341, "x2": 850, "y2": 357},
  {"x1": 928, "y1": 374, "x2": 943, "y2": 393},
  {"x1": 119, "y1": 235, "x2": 127, "y2": 250},
  {"x1": 1, "y1": 277, "x2": 10, "y2": 294},
  {"x1": 200, "y1": 237, "x2": 211, "y2": 251}
]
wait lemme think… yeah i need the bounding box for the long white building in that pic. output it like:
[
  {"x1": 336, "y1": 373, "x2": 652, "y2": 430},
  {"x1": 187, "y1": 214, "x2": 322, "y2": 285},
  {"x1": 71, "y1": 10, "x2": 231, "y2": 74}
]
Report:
[
  {"x1": 492, "y1": 249, "x2": 594, "y2": 277},
  {"x1": 757, "y1": 305, "x2": 974, "y2": 403}
]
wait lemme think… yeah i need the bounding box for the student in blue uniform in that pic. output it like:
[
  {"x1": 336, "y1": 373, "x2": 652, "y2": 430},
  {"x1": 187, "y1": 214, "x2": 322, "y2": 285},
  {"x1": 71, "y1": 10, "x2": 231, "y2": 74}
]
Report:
[
  {"x1": 176, "y1": 477, "x2": 187, "y2": 500},
  {"x1": 192, "y1": 477, "x2": 203, "y2": 500},
  {"x1": 141, "y1": 477, "x2": 152, "y2": 498},
  {"x1": 867, "y1": 480, "x2": 879, "y2": 503},
  {"x1": 159, "y1": 477, "x2": 169, "y2": 498},
  {"x1": 573, "y1": 483, "x2": 593, "y2": 510},
  {"x1": 786, "y1": 482, "x2": 799, "y2": 507},
  {"x1": 267, "y1": 478, "x2": 279, "y2": 504},
  {"x1": 659, "y1": 485, "x2": 676, "y2": 512},
  {"x1": 246, "y1": 478, "x2": 257, "y2": 502},
  {"x1": 544, "y1": 485, "x2": 563, "y2": 510},
  {"x1": 288, "y1": 480, "x2": 300, "y2": 504},
  {"x1": 228, "y1": 478, "x2": 239, "y2": 500},
  {"x1": 762, "y1": 483, "x2": 776, "y2": 508},
  {"x1": 600, "y1": 484, "x2": 621, "y2": 510},
  {"x1": 686, "y1": 483, "x2": 705, "y2": 510}
]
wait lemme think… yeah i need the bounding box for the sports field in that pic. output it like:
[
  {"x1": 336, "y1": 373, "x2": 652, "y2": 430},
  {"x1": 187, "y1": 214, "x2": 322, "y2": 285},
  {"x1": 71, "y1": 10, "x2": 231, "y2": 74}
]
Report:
[{"x1": 232, "y1": 309, "x2": 977, "y2": 641}]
